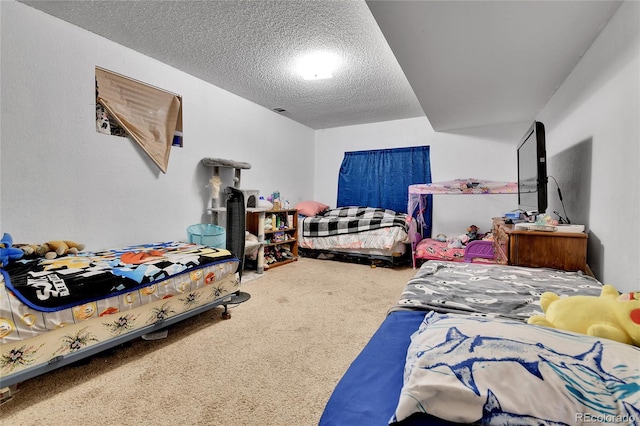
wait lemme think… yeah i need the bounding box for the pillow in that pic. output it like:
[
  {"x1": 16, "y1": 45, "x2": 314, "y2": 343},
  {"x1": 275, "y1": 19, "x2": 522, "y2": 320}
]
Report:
[
  {"x1": 392, "y1": 312, "x2": 640, "y2": 425},
  {"x1": 295, "y1": 200, "x2": 329, "y2": 216}
]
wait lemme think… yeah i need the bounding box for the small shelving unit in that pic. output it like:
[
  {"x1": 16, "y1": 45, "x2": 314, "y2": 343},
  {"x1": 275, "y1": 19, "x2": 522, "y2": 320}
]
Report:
[{"x1": 247, "y1": 209, "x2": 298, "y2": 269}]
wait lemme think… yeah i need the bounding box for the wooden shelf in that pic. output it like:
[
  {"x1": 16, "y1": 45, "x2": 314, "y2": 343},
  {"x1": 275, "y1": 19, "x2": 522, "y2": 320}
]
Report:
[
  {"x1": 492, "y1": 218, "x2": 587, "y2": 272},
  {"x1": 247, "y1": 209, "x2": 298, "y2": 269},
  {"x1": 264, "y1": 227, "x2": 296, "y2": 234},
  {"x1": 208, "y1": 207, "x2": 266, "y2": 213},
  {"x1": 264, "y1": 238, "x2": 297, "y2": 247}
]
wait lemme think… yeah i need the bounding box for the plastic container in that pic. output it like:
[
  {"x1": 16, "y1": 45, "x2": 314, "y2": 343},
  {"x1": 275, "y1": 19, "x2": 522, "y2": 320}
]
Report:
[{"x1": 187, "y1": 224, "x2": 226, "y2": 249}]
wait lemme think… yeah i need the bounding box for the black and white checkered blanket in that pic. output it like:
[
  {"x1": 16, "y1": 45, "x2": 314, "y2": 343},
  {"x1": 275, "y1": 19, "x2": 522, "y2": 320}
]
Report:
[{"x1": 302, "y1": 207, "x2": 408, "y2": 237}]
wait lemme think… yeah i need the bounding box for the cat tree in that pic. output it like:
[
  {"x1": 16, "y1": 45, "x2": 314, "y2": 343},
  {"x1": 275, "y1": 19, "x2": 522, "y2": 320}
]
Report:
[{"x1": 201, "y1": 157, "x2": 266, "y2": 274}]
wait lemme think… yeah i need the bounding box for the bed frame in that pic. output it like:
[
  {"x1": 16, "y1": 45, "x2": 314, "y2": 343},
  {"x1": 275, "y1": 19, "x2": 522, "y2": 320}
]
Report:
[
  {"x1": 462, "y1": 239, "x2": 495, "y2": 262},
  {"x1": 0, "y1": 290, "x2": 239, "y2": 393},
  {"x1": 297, "y1": 207, "x2": 411, "y2": 268},
  {"x1": 0, "y1": 187, "x2": 248, "y2": 400},
  {"x1": 319, "y1": 261, "x2": 624, "y2": 425},
  {"x1": 411, "y1": 236, "x2": 496, "y2": 268},
  {"x1": 299, "y1": 245, "x2": 411, "y2": 268}
]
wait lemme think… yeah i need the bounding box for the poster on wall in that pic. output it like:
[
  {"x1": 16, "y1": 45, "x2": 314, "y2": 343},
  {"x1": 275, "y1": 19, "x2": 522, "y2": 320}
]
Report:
[{"x1": 95, "y1": 67, "x2": 183, "y2": 173}]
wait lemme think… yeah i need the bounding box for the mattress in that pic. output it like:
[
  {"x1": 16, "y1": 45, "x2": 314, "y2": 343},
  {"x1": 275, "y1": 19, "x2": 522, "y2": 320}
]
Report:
[
  {"x1": 319, "y1": 310, "x2": 455, "y2": 426},
  {"x1": 412, "y1": 238, "x2": 495, "y2": 266},
  {"x1": 298, "y1": 207, "x2": 410, "y2": 254},
  {"x1": 0, "y1": 241, "x2": 239, "y2": 385},
  {"x1": 392, "y1": 261, "x2": 603, "y2": 319},
  {"x1": 413, "y1": 238, "x2": 467, "y2": 262},
  {"x1": 320, "y1": 261, "x2": 640, "y2": 425},
  {"x1": 298, "y1": 226, "x2": 409, "y2": 252}
]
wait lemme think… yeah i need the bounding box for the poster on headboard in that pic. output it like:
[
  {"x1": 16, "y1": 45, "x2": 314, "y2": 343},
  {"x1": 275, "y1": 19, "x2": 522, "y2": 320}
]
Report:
[
  {"x1": 409, "y1": 179, "x2": 517, "y2": 195},
  {"x1": 408, "y1": 179, "x2": 517, "y2": 239},
  {"x1": 95, "y1": 67, "x2": 183, "y2": 173}
]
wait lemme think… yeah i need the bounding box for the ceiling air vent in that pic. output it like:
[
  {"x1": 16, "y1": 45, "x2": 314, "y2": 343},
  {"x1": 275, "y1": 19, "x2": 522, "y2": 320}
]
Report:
[{"x1": 272, "y1": 108, "x2": 286, "y2": 113}]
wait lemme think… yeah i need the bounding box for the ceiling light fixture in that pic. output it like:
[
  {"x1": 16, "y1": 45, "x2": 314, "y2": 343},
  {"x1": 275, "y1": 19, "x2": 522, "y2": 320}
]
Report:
[{"x1": 295, "y1": 52, "x2": 339, "y2": 81}]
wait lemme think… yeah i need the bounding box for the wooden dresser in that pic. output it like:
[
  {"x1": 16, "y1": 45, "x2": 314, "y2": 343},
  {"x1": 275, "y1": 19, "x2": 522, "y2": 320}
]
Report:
[{"x1": 492, "y1": 218, "x2": 587, "y2": 272}]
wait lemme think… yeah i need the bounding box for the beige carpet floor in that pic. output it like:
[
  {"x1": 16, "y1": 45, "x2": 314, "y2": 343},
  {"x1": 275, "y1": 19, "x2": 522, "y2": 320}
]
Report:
[{"x1": 1, "y1": 257, "x2": 417, "y2": 426}]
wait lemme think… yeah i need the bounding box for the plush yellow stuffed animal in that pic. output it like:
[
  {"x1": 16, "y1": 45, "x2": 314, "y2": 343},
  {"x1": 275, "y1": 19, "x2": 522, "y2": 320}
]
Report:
[{"x1": 528, "y1": 284, "x2": 640, "y2": 346}]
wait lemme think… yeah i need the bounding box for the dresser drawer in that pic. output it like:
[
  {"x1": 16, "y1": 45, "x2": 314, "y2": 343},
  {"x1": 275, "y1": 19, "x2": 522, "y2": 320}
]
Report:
[{"x1": 491, "y1": 217, "x2": 587, "y2": 272}]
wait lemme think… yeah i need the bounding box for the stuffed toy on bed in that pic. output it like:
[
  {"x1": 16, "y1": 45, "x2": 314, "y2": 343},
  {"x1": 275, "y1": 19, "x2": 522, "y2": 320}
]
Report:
[
  {"x1": 0, "y1": 233, "x2": 24, "y2": 267},
  {"x1": 12, "y1": 239, "x2": 85, "y2": 260},
  {"x1": 37, "y1": 240, "x2": 85, "y2": 259},
  {"x1": 528, "y1": 284, "x2": 640, "y2": 346}
]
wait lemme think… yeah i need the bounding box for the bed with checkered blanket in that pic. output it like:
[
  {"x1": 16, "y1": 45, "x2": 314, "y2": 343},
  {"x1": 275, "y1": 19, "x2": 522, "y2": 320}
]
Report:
[
  {"x1": 298, "y1": 207, "x2": 410, "y2": 265},
  {"x1": 0, "y1": 241, "x2": 241, "y2": 390}
]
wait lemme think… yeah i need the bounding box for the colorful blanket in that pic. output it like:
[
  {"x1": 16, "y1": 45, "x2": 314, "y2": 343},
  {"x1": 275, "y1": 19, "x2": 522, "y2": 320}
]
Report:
[
  {"x1": 1, "y1": 241, "x2": 237, "y2": 312},
  {"x1": 302, "y1": 207, "x2": 408, "y2": 237}
]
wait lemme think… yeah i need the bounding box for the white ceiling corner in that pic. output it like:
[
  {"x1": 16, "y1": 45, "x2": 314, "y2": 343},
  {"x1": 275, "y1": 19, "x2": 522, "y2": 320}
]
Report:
[
  {"x1": 19, "y1": 0, "x2": 623, "y2": 132},
  {"x1": 367, "y1": 0, "x2": 623, "y2": 131}
]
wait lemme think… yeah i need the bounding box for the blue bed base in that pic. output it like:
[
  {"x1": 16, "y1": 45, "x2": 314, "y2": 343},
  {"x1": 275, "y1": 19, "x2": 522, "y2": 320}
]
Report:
[{"x1": 319, "y1": 310, "x2": 462, "y2": 426}]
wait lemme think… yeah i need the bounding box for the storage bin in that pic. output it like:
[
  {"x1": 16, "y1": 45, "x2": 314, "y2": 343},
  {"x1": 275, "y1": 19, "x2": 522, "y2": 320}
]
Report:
[{"x1": 187, "y1": 224, "x2": 226, "y2": 249}]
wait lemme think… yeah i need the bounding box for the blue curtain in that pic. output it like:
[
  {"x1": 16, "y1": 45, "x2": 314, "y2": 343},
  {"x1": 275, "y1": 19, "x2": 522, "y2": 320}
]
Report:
[{"x1": 337, "y1": 146, "x2": 432, "y2": 231}]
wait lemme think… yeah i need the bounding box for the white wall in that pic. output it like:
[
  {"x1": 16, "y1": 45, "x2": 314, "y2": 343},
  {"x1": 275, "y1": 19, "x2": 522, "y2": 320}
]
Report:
[
  {"x1": 2, "y1": 1, "x2": 637, "y2": 292},
  {"x1": 314, "y1": 117, "x2": 525, "y2": 237},
  {"x1": 537, "y1": 0, "x2": 639, "y2": 292},
  {"x1": 314, "y1": 2, "x2": 639, "y2": 291},
  {"x1": 0, "y1": 1, "x2": 314, "y2": 250}
]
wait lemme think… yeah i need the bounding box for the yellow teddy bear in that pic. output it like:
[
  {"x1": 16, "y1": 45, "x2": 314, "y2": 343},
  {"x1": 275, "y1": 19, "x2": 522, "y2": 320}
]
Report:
[{"x1": 528, "y1": 284, "x2": 640, "y2": 346}]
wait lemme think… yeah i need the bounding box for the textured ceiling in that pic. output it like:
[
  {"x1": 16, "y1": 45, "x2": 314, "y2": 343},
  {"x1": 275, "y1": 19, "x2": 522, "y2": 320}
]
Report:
[
  {"x1": 368, "y1": 0, "x2": 623, "y2": 131},
  {"x1": 20, "y1": 0, "x2": 622, "y2": 132},
  {"x1": 20, "y1": 0, "x2": 424, "y2": 130}
]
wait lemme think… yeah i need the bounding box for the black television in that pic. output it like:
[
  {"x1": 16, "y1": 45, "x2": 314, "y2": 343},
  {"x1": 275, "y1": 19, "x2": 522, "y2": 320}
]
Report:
[{"x1": 517, "y1": 121, "x2": 547, "y2": 215}]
